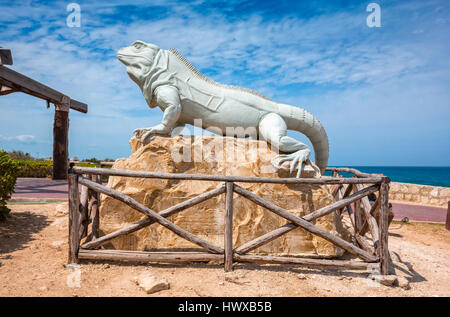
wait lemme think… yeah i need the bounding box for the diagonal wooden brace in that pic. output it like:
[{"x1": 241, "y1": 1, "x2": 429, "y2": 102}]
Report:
[
  {"x1": 235, "y1": 184, "x2": 379, "y2": 255},
  {"x1": 233, "y1": 185, "x2": 378, "y2": 262},
  {"x1": 78, "y1": 177, "x2": 224, "y2": 254},
  {"x1": 81, "y1": 184, "x2": 226, "y2": 249}
]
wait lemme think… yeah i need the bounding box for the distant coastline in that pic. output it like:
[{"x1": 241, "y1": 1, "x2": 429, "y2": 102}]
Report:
[{"x1": 326, "y1": 166, "x2": 450, "y2": 188}]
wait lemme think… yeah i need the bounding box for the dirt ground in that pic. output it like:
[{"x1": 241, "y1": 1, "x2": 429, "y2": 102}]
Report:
[{"x1": 0, "y1": 203, "x2": 449, "y2": 297}]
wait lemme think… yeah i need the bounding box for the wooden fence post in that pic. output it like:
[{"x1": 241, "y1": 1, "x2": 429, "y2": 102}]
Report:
[
  {"x1": 379, "y1": 181, "x2": 390, "y2": 275},
  {"x1": 90, "y1": 174, "x2": 101, "y2": 240},
  {"x1": 68, "y1": 173, "x2": 80, "y2": 263},
  {"x1": 354, "y1": 200, "x2": 363, "y2": 235},
  {"x1": 224, "y1": 182, "x2": 234, "y2": 272},
  {"x1": 52, "y1": 99, "x2": 70, "y2": 180}
]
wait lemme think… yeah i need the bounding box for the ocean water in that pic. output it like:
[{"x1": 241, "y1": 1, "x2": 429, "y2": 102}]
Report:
[{"x1": 325, "y1": 166, "x2": 450, "y2": 188}]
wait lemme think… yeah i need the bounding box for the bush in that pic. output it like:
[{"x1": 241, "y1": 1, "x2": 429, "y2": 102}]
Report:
[
  {"x1": 13, "y1": 160, "x2": 107, "y2": 178},
  {"x1": 0, "y1": 150, "x2": 19, "y2": 220},
  {"x1": 16, "y1": 160, "x2": 53, "y2": 178},
  {"x1": 74, "y1": 162, "x2": 101, "y2": 168},
  {"x1": 6, "y1": 150, "x2": 35, "y2": 161}
]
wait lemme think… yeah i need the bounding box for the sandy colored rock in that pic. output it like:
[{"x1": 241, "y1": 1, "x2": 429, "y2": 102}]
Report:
[
  {"x1": 51, "y1": 217, "x2": 68, "y2": 229},
  {"x1": 370, "y1": 274, "x2": 397, "y2": 286},
  {"x1": 409, "y1": 186, "x2": 419, "y2": 194},
  {"x1": 430, "y1": 188, "x2": 440, "y2": 198},
  {"x1": 134, "y1": 272, "x2": 169, "y2": 294},
  {"x1": 53, "y1": 202, "x2": 68, "y2": 216},
  {"x1": 441, "y1": 188, "x2": 450, "y2": 197},
  {"x1": 420, "y1": 187, "x2": 431, "y2": 195},
  {"x1": 396, "y1": 276, "x2": 410, "y2": 290},
  {"x1": 99, "y1": 136, "x2": 350, "y2": 257},
  {"x1": 49, "y1": 240, "x2": 66, "y2": 251}
]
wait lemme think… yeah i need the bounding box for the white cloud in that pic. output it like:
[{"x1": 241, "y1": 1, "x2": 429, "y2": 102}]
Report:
[{"x1": 0, "y1": 134, "x2": 36, "y2": 143}]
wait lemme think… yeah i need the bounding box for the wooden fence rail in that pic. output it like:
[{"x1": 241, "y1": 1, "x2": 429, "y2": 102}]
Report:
[{"x1": 68, "y1": 166, "x2": 391, "y2": 275}]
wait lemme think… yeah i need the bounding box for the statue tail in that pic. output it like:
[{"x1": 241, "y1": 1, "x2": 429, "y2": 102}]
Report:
[{"x1": 277, "y1": 104, "x2": 329, "y2": 175}]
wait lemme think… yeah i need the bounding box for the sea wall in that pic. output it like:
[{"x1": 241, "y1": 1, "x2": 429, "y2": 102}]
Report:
[{"x1": 389, "y1": 182, "x2": 450, "y2": 207}]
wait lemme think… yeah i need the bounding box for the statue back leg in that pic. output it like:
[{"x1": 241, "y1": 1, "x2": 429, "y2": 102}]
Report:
[{"x1": 258, "y1": 112, "x2": 311, "y2": 177}]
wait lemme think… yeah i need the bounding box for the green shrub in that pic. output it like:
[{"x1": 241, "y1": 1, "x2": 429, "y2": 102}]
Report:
[
  {"x1": 13, "y1": 160, "x2": 110, "y2": 178},
  {"x1": 0, "y1": 150, "x2": 19, "y2": 220},
  {"x1": 74, "y1": 163, "x2": 100, "y2": 168},
  {"x1": 6, "y1": 150, "x2": 35, "y2": 160},
  {"x1": 8, "y1": 158, "x2": 113, "y2": 179},
  {"x1": 16, "y1": 160, "x2": 53, "y2": 178}
]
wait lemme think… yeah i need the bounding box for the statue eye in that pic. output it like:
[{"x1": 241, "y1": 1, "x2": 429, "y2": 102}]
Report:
[{"x1": 133, "y1": 42, "x2": 143, "y2": 49}]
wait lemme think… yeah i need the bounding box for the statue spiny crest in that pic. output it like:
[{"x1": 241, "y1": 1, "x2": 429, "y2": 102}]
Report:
[{"x1": 168, "y1": 48, "x2": 274, "y2": 102}]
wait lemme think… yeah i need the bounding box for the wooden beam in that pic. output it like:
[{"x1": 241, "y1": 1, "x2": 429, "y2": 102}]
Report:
[
  {"x1": 77, "y1": 249, "x2": 377, "y2": 270},
  {"x1": 234, "y1": 254, "x2": 376, "y2": 270},
  {"x1": 354, "y1": 200, "x2": 363, "y2": 237},
  {"x1": 359, "y1": 194, "x2": 380, "y2": 236},
  {"x1": 72, "y1": 166, "x2": 384, "y2": 185},
  {"x1": 90, "y1": 174, "x2": 101, "y2": 241},
  {"x1": 52, "y1": 109, "x2": 69, "y2": 180},
  {"x1": 78, "y1": 249, "x2": 223, "y2": 263},
  {"x1": 78, "y1": 183, "x2": 89, "y2": 239},
  {"x1": 0, "y1": 66, "x2": 87, "y2": 113},
  {"x1": 69, "y1": 99, "x2": 88, "y2": 113},
  {"x1": 355, "y1": 233, "x2": 375, "y2": 254},
  {"x1": 331, "y1": 184, "x2": 343, "y2": 199},
  {"x1": 326, "y1": 167, "x2": 382, "y2": 179},
  {"x1": 0, "y1": 49, "x2": 13, "y2": 65},
  {"x1": 339, "y1": 184, "x2": 355, "y2": 227},
  {"x1": 355, "y1": 185, "x2": 380, "y2": 251}
]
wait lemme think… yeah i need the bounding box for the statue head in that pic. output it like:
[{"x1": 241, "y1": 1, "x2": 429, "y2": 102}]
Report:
[{"x1": 117, "y1": 40, "x2": 160, "y2": 88}]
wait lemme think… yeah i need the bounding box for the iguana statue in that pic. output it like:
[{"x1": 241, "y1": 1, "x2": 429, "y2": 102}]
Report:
[{"x1": 118, "y1": 41, "x2": 329, "y2": 177}]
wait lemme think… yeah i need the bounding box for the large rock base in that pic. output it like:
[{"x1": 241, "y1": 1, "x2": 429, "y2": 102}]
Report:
[{"x1": 99, "y1": 136, "x2": 350, "y2": 257}]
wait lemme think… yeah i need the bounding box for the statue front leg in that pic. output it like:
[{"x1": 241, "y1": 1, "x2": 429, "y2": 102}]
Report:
[{"x1": 134, "y1": 86, "x2": 182, "y2": 144}]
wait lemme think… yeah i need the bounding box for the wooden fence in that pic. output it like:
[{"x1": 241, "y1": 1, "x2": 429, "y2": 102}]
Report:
[{"x1": 68, "y1": 166, "x2": 391, "y2": 275}]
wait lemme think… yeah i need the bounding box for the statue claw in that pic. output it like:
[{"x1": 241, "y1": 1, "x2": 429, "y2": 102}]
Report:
[
  {"x1": 133, "y1": 128, "x2": 150, "y2": 139},
  {"x1": 272, "y1": 149, "x2": 311, "y2": 178},
  {"x1": 141, "y1": 130, "x2": 156, "y2": 144},
  {"x1": 138, "y1": 123, "x2": 171, "y2": 145}
]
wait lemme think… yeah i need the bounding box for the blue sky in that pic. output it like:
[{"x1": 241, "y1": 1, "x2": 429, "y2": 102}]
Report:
[{"x1": 0, "y1": 0, "x2": 449, "y2": 166}]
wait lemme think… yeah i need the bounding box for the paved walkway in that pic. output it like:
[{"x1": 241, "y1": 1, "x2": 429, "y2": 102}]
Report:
[
  {"x1": 12, "y1": 178, "x2": 68, "y2": 199},
  {"x1": 10, "y1": 178, "x2": 448, "y2": 223},
  {"x1": 390, "y1": 202, "x2": 447, "y2": 223}
]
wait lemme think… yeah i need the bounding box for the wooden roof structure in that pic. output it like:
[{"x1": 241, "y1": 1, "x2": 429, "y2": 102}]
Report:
[{"x1": 0, "y1": 47, "x2": 88, "y2": 179}]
